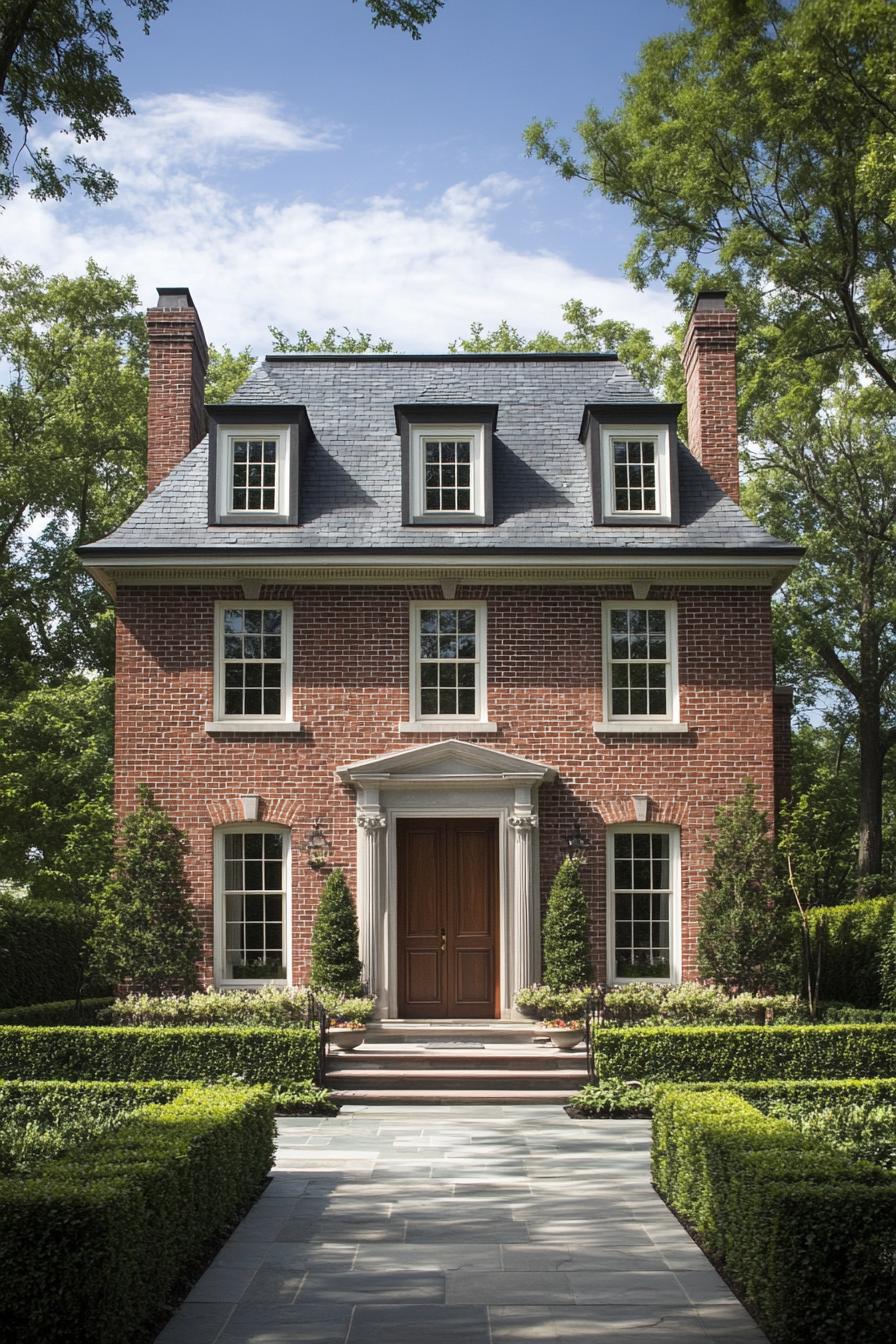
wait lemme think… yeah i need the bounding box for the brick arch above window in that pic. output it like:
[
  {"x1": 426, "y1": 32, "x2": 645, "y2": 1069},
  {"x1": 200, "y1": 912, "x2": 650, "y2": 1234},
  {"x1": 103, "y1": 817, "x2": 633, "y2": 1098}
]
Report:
[
  {"x1": 205, "y1": 798, "x2": 306, "y2": 828},
  {"x1": 595, "y1": 798, "x2": 690, "y2": 827}
]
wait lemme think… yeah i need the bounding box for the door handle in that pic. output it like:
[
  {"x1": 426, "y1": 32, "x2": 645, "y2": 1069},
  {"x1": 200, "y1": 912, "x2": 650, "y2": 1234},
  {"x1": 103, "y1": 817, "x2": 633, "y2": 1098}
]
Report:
[{"x1": 440, "y1": 928, "x2": 446, "y2": 953}]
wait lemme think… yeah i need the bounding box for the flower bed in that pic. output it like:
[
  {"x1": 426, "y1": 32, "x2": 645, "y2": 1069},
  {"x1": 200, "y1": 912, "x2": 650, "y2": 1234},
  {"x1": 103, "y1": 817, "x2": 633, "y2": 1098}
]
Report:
[
  {"x1": 652, "y1": 1083, "x2": 896, "y2": 1343},
  {"x1": 0, "y1": 1081, "x2": 274, "y2": 1343}
]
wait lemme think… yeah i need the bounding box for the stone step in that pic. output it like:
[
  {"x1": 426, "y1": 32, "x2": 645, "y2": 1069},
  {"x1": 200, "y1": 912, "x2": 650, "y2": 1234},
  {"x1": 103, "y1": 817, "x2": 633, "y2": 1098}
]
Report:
[
  {"x1": 329, "y1": 1088, "x2": 573, "y2": 1105},
  {"x1": 326, "y1": 1067, "x2": 585, "y2": 1091},
  {"x1": 362, "y1": 1022, "x2": 543, "y2": 1045},
  {"x1": 326, "y1": 1049, "x2": 585, "y2": 1072}
]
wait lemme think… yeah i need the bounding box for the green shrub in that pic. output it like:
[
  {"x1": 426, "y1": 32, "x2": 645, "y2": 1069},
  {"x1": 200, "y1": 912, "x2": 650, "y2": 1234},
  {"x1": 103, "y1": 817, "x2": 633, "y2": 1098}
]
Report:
[
  {"x1": 766, "y1": 1098, "x2": 896, "y2": 1171},
  {"x1": 0, "y1": 1079, "x2": 175, "y2": 1174},
  {"x1": 817, "y1": 1001, "x2": 896, "y2": 1023},
  {"x1": 102, "y1": 986, "x2": 310, "y2": 1027},
  {"x1": 697, "y1": 781, "x2": 792, "y2": 993},
  {"x1": 601, "y1": 982, "x2": 806, "y2": 1027},
  {"x1": 570, "y1": 1078, "x2": 658, "y2": 1117},
  {"x1": 542, "y1": 856, "x2": 591, "y2": 990},
  {"x1": 90, "y1": 784, "x2": 202, "y2": 994},
  {"x1": 0, "y1": 895, "x2": 106, "y2": 1009},
  {"x1": 272, "y1": 1080, "x2": 338, "y2": 1114},
  {"x1": 882, "y1": 898, "x2": 896, "y2": 1009},
  {"x1": 806, "y1": 895, "x2": 894, "y2": 1008},
  {"x1": 0, "y1": 1081, "x2": 274, "y2": 1343},
  {"x1": 310, "y1": 867, "x2": 363, "y2": 993},
  {"x1": 592, "y1": 1022, "x2": 896, "y2": 1082},
  {"x1": 0, "y1": 1023, "x2": 319, "y2": 1085},
  {"x1": 515, "y1": 983, "x2": 593, "y2": 1020},
  {"x1": 571, "y1": 1075, "x2": 896, "y2": 1120},
  {"x1": 652, "y1": 1086, "x2": 896, "y2": 1343},
  {"x1": 315, "y1": 990, "x2": 376, "y2": 1023},
  {"x1": 0, "y1": 996, "x2": 113, "y2": 1025}
]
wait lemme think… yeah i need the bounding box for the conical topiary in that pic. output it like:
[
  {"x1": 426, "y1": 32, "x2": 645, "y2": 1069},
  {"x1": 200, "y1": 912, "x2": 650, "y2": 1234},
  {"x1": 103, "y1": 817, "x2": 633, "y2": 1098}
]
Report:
[
  {"x1": 310, "y1": 867, "x2": 363, "y2": 992},
  {"x1": 542, "y1": 856, "x2": 592, "y2": 990}
]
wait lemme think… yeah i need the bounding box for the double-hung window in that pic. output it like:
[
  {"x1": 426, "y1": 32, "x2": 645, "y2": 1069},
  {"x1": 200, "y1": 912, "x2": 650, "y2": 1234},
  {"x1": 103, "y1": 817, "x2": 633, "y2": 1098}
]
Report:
[
  {"x1": 410, "y1": 425, "x2": 486, "y2": 522},
  {"x1": 598, "y1": 424, "x2": 672, "y2": 523},
  {"x1": 603, "y1": 602, "x2": 678, "y2": 725},
  {"x1": 607, "y1": 827, "x2": 680, "y2": 983},
  {"x1": 406, "y1": 601, "x2": 488, "y2": 728},
  {"x1": 215, "y1": 427, "x2": 290, "y2": 521},
  {"x1": 216, "y1": 827, "x2": 289, "y2": 984},
  {"x1": 213, "y1": 602, "x2": 293, "y2": 725}
]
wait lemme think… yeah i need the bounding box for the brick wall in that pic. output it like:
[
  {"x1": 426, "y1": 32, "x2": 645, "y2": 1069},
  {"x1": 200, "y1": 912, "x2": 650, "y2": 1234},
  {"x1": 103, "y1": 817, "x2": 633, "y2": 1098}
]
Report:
[
  {"x1": 682, "y1": 292, "x2": 740, "y2": 502},
  {"x1": 146, "y1": 290, "x2": 208, "y2": 493},
  {"x1": 114, "y1": 582, "x2": 777, "y2": 987}
]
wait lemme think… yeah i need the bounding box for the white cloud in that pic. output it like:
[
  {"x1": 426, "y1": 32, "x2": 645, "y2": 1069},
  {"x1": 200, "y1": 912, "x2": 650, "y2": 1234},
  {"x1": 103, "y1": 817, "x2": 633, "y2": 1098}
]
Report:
[{"x1": 4, "y1": 92, "x2": 677, "y2": 354}]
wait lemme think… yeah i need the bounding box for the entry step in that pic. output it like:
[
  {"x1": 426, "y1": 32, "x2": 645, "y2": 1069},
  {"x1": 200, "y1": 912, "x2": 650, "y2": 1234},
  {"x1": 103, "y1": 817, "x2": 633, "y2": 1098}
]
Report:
[{"x1": 329, "y1": 1088, "x2": 574, "y2": 1106}]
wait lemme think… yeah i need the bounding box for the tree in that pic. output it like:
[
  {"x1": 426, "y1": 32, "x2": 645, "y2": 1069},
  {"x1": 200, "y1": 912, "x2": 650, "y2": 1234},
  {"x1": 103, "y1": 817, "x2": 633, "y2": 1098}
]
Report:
[
  {"x1": 205, "y1": 343, "x2": 255, "y2": 404},
  {"x1": 269, "y1": 325, "x2": 394, "y2": 354},
  {"x1": 542, "y1": 856, "x2": 591, "y2": 990},
  {"x1": 309, "y1": 867, "x2": 362, "y2": 992},
  {"x1": 90, "y1": 784, "x2": 201, "y2": 993},
  {"x1": 525, "y1": 0, "x2": 896, "y2": 415},
  {"x1": 0, "y1": 0, "x2": 441, "y2": 206},
  {"x1": 746, "y1": 382, "x2": 896, "y2": 880},
  {"x1": 697, "y1": 781, "x2": 791, "y2": 994}
]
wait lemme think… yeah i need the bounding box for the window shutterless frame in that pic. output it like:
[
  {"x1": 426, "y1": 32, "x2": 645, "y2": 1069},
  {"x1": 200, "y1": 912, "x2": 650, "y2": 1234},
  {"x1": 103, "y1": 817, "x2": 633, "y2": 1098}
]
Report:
[
  {"x1": 409, "y1": 424, "x2": 485, "y2": 522},
  {"x1": 214, "y1": 426, "x2": 290, "y2": 521},
  {"x1": 407, "y1": 600, "x2": 488, "y2": 727},
  {"x1": 213, "y1": 600, "x2": 293, "y2": 724},
  {"x1": 602, "y1": 600, "x2": 679, "y2": 726},
  {"x1": 213, "y1": 824, "x2": 292, "y2": 987},
  {"x1": 606, "y1": 824, "x2": 681, "y2": 985},
  {"x1": 599, "y1": 424, "x2": 672, "y2": 523}
]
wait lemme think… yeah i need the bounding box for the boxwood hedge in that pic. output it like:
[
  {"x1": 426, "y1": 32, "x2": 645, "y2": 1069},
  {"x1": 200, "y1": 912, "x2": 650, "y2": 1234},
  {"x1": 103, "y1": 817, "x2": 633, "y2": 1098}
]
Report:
[
  {"x1": 807, "y1": 894, "x2": 894, "y2": 1007},
  {"x1": 0, "y1": 1023, "x2": 319, "y2": 1085},
  {"x1": 652, "y1": 1085, "x2": 896, "y2": 1343},
  {"x1": 0, "y1": 997, "x2": 113, "y2": 1026},
  {"x1": 593, "y1": 1022, "x2": 896, "y2": 1081},
  {"x1": 0, "y1": 1081, "x2": 274, "y2": 1343}
]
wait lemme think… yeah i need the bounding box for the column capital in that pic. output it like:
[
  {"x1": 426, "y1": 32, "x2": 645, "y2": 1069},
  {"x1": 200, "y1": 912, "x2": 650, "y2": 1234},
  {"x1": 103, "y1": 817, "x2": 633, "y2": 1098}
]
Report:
[
  {"x1": 356, "y1": 811, "x2": 387, "y2": 832},
  {"x1": 509, "y1": 812, "x2": 538, "y2": 831}
]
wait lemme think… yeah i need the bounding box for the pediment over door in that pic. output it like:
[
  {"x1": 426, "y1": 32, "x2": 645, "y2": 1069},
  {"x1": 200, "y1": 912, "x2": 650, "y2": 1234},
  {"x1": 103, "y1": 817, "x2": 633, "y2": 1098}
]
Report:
[{"x1": 336, "y1": 738, "x2": 557, "y2": 789}]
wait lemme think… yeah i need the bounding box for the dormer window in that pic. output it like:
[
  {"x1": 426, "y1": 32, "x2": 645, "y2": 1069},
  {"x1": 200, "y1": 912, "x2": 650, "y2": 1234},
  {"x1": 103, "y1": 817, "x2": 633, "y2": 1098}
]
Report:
[
  {"x1": 207, "y1": 404, "x2": 308, "y2": 527},
  {"x1": 580, "y1": 402, "x2": 681, "y2": 528},
  {"x1": 395, "y1": 403, "x2": 497, "y2": 526}
]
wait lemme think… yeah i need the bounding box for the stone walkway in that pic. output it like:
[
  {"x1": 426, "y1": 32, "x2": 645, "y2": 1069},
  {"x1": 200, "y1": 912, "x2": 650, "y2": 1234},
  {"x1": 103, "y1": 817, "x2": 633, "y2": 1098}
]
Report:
[{"x1": 157, "y1": 1106, "x2": 768, "y2": 1344}]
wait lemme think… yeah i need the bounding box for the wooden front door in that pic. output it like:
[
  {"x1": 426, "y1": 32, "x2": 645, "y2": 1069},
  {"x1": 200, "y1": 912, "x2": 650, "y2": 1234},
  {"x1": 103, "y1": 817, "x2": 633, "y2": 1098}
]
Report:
[{"x1": 397, "y1": 818, "x2": 499, "y2": 1018}]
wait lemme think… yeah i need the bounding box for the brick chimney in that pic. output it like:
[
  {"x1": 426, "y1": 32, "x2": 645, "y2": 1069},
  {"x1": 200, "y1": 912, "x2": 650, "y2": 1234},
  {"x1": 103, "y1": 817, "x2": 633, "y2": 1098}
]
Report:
[
  {"x1": 145, "y1": 287, "x2": 208, "y2": 493},
  {"x1": 681, "y1": 290, "x2": 739, "y2": 502}
]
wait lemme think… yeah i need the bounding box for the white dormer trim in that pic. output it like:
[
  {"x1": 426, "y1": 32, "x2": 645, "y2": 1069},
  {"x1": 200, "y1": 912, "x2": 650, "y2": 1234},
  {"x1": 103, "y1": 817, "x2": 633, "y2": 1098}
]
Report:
[
  {"x1": 599, "y1": 423, "x2": 672, "y2": 524},
  {"x1": 409, "y1": 423, "x2": 487, "y2": 523},
  {"x1": 215, "y1": 425, "x2": 291, "y2": 522}
]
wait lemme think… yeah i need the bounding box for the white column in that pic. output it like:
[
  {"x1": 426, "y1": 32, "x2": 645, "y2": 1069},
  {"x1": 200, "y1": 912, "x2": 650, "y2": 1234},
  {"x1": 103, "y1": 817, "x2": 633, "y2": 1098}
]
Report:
[
  {"x1": 509, "y1": 812, "x2": 540, "y2": 997},
  {"x1": 356, "y1": 811, "x2": 387, "y2": 1006}
]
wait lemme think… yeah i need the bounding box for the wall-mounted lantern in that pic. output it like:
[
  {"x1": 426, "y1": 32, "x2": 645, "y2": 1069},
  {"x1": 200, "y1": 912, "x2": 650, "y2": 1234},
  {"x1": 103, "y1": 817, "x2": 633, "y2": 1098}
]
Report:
[
  {"x1": 564, "y1": 821, "x2": 588, "y2": 861},
  {"x1": 301, "y1": 818, "x2": 332, "y2": 870}
]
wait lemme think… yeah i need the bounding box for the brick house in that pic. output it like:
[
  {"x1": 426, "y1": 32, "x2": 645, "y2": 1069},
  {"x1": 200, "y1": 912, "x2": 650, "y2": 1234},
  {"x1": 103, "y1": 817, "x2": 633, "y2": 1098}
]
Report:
[{"x1": 80, "y1": 288, "x2": 800, "y2": 1019}]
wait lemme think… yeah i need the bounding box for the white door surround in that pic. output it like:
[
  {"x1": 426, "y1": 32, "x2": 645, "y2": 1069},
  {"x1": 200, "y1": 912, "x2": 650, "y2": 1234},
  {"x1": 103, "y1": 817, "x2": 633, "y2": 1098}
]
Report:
[{"x1": 336, "y1": 739, "x2": 557, "y2": 1018}]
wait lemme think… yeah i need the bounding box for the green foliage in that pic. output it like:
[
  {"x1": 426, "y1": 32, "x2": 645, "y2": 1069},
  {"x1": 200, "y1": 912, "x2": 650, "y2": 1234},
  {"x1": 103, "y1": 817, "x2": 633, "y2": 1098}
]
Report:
[
  {"x1": 315, "y1": 990, "x2": 376, "y2": 1024},
  {"x1": 571, "y1": 1078, "x2": 657, "y2": 1118},
  {"x1": 0, "y1": 997, "x2": 112, "y2": 1025},
  {"x1": 103, "y1": 986, "x2": 311, "y2": 1027},
  {"x1": 0, "y1": 894, "x2": 107, "y2": 1009},
  {"x1": 204, "y1": 343, "x2": 256, "y2": 402},
  {"x1": 883, "y1": 899, "x2": 896, "y2": 1010},
  {"x1": 0, "y1": 1023, "x2": 320, "y2": 1085},
  {"x1": 90, "y1": 785, "x2": 202, "y2": 994},
  {"x1": 592, "y1": 1023, "x2": 896, "y2": 1083},
  {"x1": 652, "y1": 1085, "x2": 896, "y2": 1343},
  {"x1": 541, "y1": 857, "x2": 591, "y2": 991},
  {"x1": 697, "y1": 781, "x2": 791, "y2": 993},
  {"x1": 269, "y1": 325, "x2": 394, "y2": 353},
  {"x1": 310, "y1": 868, "x2": 363, "y2": 993},
  {"x1": 766, "y1": 1097, "x2": 896, "y2": 1172},
  {"x1": 778, "y1": 724, "x2": 866, "y2": 904},
  {"x1": 514, "y1": 983, "x2": 593, "y2": 1020},
  {"x1": 272, "y1": 1080, "x2": 337, "y2": 1115},
  {"x1": 0, "y1": 1, "x2": 170, "y2": 204},
  {"x1": 0, "y1": 677, "x2": 114, "y2": 902},
  {"x1": 357, "y1": 0, "x2": 441, "y2": 39},
  {"x1": 0, "y1": 1081, "x2": 274, "y2": 1344},
  {"x1": 806, "y1": 895, "x2": 895, "y2": 1008},
  {"x1": 572, "y1": 1075, "x2": 896, "y2": 1121},
  {"x1": 602, "y1": 982, "x2": 805, "y2": 1028}
]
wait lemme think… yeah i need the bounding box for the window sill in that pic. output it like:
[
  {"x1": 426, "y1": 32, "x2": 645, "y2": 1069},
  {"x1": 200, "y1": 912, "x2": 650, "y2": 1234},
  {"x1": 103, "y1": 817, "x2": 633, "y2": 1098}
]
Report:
[
  {"x1": 399, "y1": 720, "x2": 498, "y2": 734},
  {"x1": 593, "y1": 721, "x2": 689, "y2": 735},
  {"x1": 205, "y1": 720, "x2": 305, "y2": 735}
]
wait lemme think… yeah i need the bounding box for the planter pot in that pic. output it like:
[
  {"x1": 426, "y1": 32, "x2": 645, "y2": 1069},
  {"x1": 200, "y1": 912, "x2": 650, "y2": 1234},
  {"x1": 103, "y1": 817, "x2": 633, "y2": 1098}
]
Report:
[
  {"x1": 546, "y1": 1028, "x2": 585, "y2": 1051},
  {"x1": 329, "y1": 1027, "x2": 366, "y2": 1051}
]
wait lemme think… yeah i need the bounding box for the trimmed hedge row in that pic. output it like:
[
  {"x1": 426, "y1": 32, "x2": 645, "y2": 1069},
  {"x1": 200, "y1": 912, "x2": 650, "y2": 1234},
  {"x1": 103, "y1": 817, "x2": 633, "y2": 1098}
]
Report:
[
  {"x1": 652, "y1": 1086, "x2": 896, "y2": 1343},
  {"x1": 0, "y1": 1081, "x2": 274, "y2": 1343},
  {"x1": 0, "y1": 896, "x2": 106, "y2": 1009},
  {"x1": 571, "y1": 1075, "x2": 896, "y2": 1120},
  {"x1": 592, "y1": 1022, "x2": 896, "y2": 1081},
  {"x1": 0, "y1": 1024, "x2": 320, "y2": 1085},
  {"x1": 807, "y1": 894, "x2": 894, "y2": 1007},
  {"x1": 0, "y1": 997, "x2": 113, "y2": 1026}
]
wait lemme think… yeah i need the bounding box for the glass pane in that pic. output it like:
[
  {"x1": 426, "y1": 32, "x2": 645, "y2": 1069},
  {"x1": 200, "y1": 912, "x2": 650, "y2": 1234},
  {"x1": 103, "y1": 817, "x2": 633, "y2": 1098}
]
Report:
[
  {"x1": 439, "y1": 689, "x2": 456, "y2": 715},
  {"x1": 420, "y1": 663, "x2": 438, "y2": 687},
  {"x1": 630, "y1": 690, "x2": 648, "y2": 715},
  {"x1": 419, "y1": 610, "x2": 438, "y2": 633},
  {"x1": 610, "y1": 609, "x2": 628, "y2": 635},
  {"x1": 223, "y1": 610, "x2": 243, "y2": 634},
  {"x1": 439, "y1": 610, "x2": 457, "y2": 633},
  {"x1": 457, "y1": 688, "x2": 476, "y2": 714},
  {"x1": 458, "y1": 609, "x2": 476, "y2": 633},
  {"x1": 420, "y1": 689, "x2": 438, "y2": 715},
  {"x1": 611, "y1": 689, "x2": 628, "y2": 715}
]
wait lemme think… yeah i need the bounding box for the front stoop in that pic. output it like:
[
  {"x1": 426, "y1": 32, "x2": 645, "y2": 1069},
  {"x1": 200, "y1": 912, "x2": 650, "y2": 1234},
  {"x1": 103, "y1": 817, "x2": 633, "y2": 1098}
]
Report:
[{"x1": 325, "y1": 1022, "x2": 587, "y2": 1105}]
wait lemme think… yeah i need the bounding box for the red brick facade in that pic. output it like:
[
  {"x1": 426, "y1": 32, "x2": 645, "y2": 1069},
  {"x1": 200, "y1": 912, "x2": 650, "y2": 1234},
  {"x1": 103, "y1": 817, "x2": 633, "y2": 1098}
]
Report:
[
  {"x1": 114, "y1": 581, "x2": 777, "y2": 987},
  {"x1": 681, "y1": 292, "x2": 740, "y2": 503},
  {"x1": 146, "y1": 289, "x2": 208, "y2": 494}
]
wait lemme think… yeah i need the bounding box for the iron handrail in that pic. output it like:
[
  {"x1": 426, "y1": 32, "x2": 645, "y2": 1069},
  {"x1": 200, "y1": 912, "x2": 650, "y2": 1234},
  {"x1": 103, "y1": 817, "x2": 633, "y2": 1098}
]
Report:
[
  {"x1": 584, "y1": 984, "x2": 606, "y2": 1083},
  {"x1": 305, "y1": 989, "x2": 329, "y2": 1086}
]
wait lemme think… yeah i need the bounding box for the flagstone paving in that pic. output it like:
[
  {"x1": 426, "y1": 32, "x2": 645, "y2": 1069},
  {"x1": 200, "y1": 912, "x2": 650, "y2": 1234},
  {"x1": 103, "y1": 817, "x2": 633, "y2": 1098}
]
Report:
[{"x1": 156, "y1": 1106, "x2": 768, "y2": 1344}]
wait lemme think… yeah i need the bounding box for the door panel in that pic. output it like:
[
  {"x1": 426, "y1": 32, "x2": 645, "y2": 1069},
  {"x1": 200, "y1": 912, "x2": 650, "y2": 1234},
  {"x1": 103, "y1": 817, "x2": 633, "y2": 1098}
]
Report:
[{"x1": 397, "y1": 818, "x2": 498, "y2": 1018}]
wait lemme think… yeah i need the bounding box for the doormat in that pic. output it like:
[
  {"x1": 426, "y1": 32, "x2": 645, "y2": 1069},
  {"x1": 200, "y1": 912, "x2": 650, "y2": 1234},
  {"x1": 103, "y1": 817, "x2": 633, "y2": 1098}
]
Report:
[{"x1": 424, "y1": 1041, "x2": 485, "y2": 1049}]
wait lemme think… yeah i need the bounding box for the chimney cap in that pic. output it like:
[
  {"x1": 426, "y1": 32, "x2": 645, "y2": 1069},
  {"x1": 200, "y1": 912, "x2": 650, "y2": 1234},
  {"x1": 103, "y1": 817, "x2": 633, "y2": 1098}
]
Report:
[
  {"x1": 155, "y1": 286, "x2": 196, "y2": 310},
  {"x1": 691, "y1": 289, "x2": 730, "y2": 314}
]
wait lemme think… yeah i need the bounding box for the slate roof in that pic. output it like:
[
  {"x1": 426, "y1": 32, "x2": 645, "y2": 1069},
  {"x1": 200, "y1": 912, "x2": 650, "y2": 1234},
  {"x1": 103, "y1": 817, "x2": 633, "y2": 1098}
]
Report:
[{"x1": 82, "y1": 354, "x2": 797, "y2": 557}]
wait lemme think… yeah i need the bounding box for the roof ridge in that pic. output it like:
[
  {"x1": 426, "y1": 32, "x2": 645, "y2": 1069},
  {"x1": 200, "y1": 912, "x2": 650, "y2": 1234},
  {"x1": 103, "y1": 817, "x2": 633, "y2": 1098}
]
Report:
[{"x1": 262, "y1": 352, "x2": 620, "y2": 363}]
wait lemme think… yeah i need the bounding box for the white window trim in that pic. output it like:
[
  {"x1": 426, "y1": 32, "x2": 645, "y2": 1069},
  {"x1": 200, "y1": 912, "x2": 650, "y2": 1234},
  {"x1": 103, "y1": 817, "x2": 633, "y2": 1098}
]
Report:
[
  {"x1": 209, "y1": 600, "x2": 294, "y2": 729},
  {"x1": 606, "y1": 823, "x2": 681, "y2": 986},
  {"x1": 600, "y1": 424, "x2": 671, "y2": 523},
  {"x1": 213, "y1": 823, "x2": 292, "y2": 988},
  {"x1": 215, "y1": 425, "x2": 290, "y2": 521},
  {"x1": 409, "y1": 423, "x2": 486, "y2": 522},
  {"x1": 401, "y1": 599, "x2": 495, "y2": 732},
  {"x1": 597, "y1": 600, "x2": 681, "y2": 731}
]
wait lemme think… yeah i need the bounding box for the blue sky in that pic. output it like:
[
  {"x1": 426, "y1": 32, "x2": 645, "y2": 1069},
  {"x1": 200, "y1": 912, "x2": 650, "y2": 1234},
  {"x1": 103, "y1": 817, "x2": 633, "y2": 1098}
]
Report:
[{"x1": 5, "y1": 0, "x2": 684, "y2": 352}]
